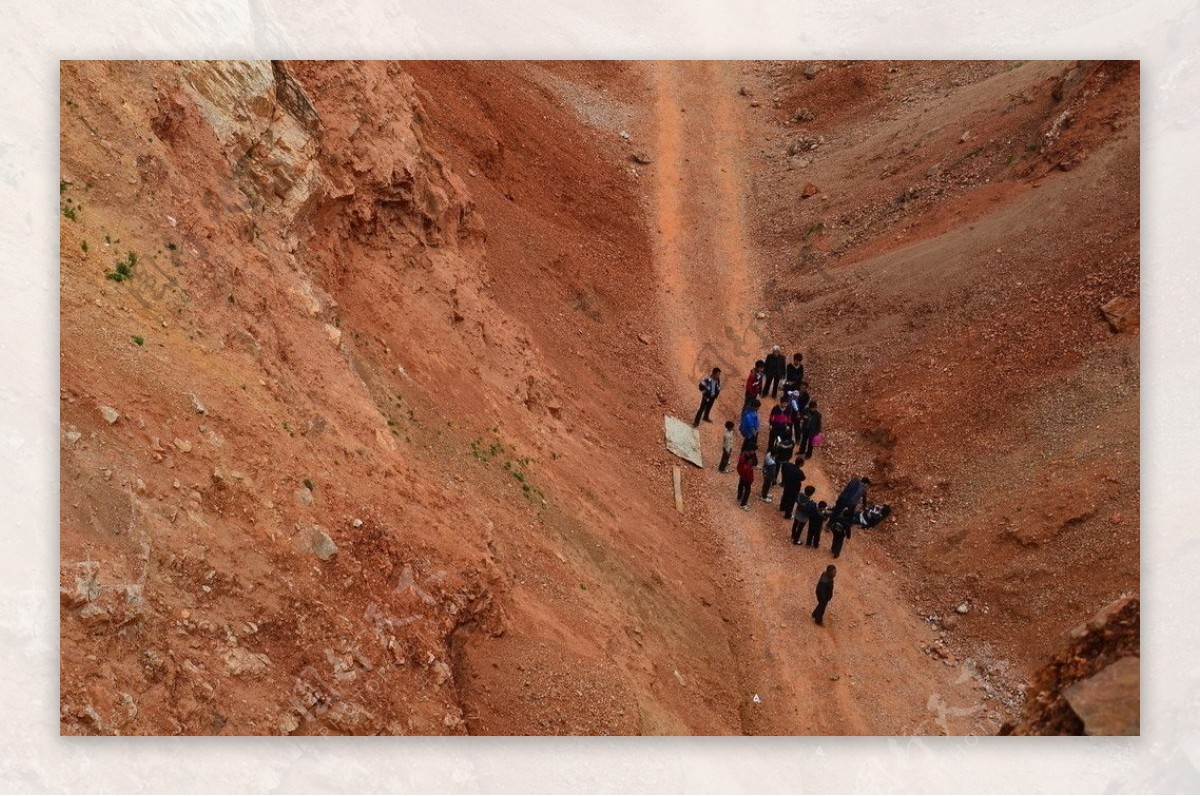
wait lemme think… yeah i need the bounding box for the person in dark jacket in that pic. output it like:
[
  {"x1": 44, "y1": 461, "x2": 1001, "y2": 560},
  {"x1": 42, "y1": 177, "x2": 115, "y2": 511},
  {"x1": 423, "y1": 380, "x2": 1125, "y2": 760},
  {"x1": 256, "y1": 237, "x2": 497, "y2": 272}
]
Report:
[
  {"x1": 773, "y1": 428, "x2": 795, "y2": 465},
  {"x1": 735, "y1": 450, "x2": 757, "y2": 510},
  {"x1": 767, "y1": 401, "x2": 790, "y2": 452},
  {"x1": 784, "y1": 353, "x2": 805, "y2": 391},
  {"x1": 834, "y1": 476, "x2": 871, "y2": 515},
  {"x1": 805, "y1": 500, "x2": 829, "y2": 548},
  {"x1": 789, "y1": 384, "x2": 811, "y2": 440},
  {"x1": 762, "y1": 345, "x2": 787, "y2": 398},
  {"x1": 744, "y1": 361, "x2": 765, "y2": 407},
  {"x1": 693, "y1": 367, "x2": 722, "y2": 427},
  {"x1": 812, "y1": 565, "x2": 836, "y2": 626},
  {"x1": 799, "y1": 401, "x2": 822, "y2": 459},
  {"x1": 790, "y1": 486, "x2": 817, "y2": 544},
  {"x1": 829, "y1": 506, "x2": 854, "y2": 559},
  {"x1": 778, "y1": 459, "x2": 806, "y2": 519}
]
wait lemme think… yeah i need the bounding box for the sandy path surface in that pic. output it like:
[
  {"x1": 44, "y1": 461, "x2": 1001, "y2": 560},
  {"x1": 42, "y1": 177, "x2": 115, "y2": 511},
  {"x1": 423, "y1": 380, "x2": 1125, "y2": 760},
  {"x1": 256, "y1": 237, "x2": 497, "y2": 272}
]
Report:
[{"x1": 649, "y1": 61, "x2": 991, "y2": 735}]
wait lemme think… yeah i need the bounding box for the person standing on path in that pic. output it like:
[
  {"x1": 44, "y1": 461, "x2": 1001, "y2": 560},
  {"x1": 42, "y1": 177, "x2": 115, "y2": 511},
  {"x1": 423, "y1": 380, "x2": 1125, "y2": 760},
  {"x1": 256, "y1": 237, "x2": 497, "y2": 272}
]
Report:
[
  {"x1": 778, "y1": 458, "x2": 805, "y2": 519},
  {"x1": 785, "y1": 353, "x2": 805, "y2": 392},
  {"x1": 762, "y1": 345, "x2": 787, "y2": 398},
  {"x1": 760, "y1": 450, "x2": 779, "y2": 503},
  {"x1": 693, "y1": 367, "x2": 722, "y2": 427},
  {"x1": 799, "y1": 401, "x2": 822, "y2": 459},
  {"x1": 744, "y1": 361, "x2": 765, "y2": 407},
  {"x1": 767, "y1": 400, "x2": 790, "y2": 452},
  {"x1": 788, "y1": 383, "x2": 810, "y2": 439},
  {"x1": 834, "y1": 476, "x2": 871, "y2": 515},
  {"x1": 812, "y1": 565, "x2": 837, "y2": 626},
  {"x1": 718, "y1": 420, "x2": 735, "y2": 472},
  {"x1": 739, "y1": 399, "x2": 761, "y2": 450},
  {"x1": 790, "y1": 485, "x2": 817, "y2": 544},
  {"x1": 805, "y1": 500, "x2": 829, "y2": 548},
  {"x1": 829, "y1": 506, "x2": 853, "y2": 559},
  {"x1": 736, "y1": 450, "x2": 757, "y2": 511},
  {"x1": 773, "y1": 427, "x2": 796, "y2": 467}
]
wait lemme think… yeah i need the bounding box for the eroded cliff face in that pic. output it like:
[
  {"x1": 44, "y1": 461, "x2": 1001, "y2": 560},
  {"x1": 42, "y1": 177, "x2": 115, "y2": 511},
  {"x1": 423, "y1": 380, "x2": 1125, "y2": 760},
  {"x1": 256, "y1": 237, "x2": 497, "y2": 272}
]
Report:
[{"x1": 60, "y1": 60, "x2": 742, "y2": 735}]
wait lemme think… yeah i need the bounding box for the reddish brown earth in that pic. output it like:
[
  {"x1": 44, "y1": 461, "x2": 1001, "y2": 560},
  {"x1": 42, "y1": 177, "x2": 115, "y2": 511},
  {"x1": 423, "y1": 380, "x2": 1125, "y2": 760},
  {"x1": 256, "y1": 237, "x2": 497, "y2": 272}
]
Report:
[
  {"x1": 736, "y1": 60, "x2": 1139, "y2": 674},
  {"x1": 59, "y1": 60, "x2": 1137, "y2": 735}
]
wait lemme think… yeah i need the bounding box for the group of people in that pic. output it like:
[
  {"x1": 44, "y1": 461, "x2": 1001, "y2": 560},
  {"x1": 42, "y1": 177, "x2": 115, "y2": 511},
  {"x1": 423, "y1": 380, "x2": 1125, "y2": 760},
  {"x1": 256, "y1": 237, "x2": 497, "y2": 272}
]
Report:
[{"x1": 693, "y1": 344, "x2": 891, "y2": 625}]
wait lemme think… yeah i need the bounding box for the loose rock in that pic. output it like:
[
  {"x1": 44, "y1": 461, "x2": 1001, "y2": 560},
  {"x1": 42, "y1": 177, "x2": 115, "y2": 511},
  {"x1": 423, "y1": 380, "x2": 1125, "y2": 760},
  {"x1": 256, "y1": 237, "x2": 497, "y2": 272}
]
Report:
[{"x1": 307, "y1": 525, "x2": 338, "y2": 561}]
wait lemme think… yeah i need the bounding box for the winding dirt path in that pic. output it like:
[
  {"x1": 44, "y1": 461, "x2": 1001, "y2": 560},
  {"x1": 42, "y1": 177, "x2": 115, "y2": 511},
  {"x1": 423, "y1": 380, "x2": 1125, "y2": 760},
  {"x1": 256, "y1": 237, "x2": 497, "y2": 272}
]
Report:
[{"x1": 649, "y1": 61, "x2": 990, "y2": 735}]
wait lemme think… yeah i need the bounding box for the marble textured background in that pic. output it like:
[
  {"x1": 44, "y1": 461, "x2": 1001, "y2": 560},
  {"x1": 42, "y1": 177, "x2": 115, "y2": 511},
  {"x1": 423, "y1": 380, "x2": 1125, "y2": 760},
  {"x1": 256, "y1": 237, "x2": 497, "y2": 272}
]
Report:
[{"x1": 3, "y1": 0, "x2": 1195, "y2": 791}]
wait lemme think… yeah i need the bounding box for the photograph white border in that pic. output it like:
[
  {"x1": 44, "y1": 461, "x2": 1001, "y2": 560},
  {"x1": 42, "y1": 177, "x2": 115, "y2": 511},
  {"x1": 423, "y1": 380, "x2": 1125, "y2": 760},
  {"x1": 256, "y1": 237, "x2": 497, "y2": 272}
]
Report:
[{"x1": 5, "y1": 0, "x2": 1194, "y2": 791}]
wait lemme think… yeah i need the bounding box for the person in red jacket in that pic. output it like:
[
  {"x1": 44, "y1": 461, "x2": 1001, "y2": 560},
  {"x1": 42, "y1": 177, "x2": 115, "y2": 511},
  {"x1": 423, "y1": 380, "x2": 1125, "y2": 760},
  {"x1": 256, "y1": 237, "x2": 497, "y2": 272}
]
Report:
[
  {"x1": 735, "y1": 450, "x2": 757, "y2": 511},
  {"x1": 743, "y1": 361, "x2": 765, "y2": 407},
  {"x1": 767, "y1": 401, "x2": 791, "y2": 452}
]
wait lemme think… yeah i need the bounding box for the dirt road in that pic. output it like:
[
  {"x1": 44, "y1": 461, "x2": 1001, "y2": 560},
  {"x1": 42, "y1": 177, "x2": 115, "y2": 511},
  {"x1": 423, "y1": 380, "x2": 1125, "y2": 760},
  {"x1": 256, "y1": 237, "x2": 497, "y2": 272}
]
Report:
[{"x1": 648, "y1": 61, "x2": 993, "y2": 735}]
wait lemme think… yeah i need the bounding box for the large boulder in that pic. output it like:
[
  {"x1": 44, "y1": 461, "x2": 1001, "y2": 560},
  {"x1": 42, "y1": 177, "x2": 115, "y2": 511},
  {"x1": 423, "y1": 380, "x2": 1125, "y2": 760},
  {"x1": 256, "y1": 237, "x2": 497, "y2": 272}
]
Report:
[{"x1": 1063, "y1": 656, "x2": 1140, "y2": 736}]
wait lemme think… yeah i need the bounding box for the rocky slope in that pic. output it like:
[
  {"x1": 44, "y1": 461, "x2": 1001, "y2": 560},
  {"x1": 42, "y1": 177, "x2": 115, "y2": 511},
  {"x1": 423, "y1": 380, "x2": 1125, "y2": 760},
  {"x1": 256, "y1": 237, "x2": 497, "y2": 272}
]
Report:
[
  {"x1": 740, "y1": 60, "x2": 1139, "y2": 673},
  {"x1": 60, "y1": 60, "x2": 1139, "y2": 735},
  {"x1": 60, "y1": 60, "x2": 745, "y2": 735}
]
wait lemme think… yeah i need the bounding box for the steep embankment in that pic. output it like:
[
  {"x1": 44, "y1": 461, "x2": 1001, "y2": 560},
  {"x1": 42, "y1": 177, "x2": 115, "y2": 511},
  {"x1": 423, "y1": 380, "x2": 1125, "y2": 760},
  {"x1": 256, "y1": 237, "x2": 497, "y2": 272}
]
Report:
[
  {"x1": 60, "y1": 60, "x2": 745, "y2": 735},
  {"x1": 736, "y1": 60, "x2": 1139, "y2": 675}
]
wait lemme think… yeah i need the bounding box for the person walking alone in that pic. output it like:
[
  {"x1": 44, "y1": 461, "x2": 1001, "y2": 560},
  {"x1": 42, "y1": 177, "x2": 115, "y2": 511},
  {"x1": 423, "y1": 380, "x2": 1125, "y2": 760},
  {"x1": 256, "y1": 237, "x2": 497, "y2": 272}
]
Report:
[
  {"x1": 736, "y1": 450, "x2": 757, "y2": 511},
  {"x1": 693, "y1": 367, "x2": 722, "y2": 427},
  {"x1": 762, "y1": 345, "x2": 787, "y2": 398},
  {"x1": 812, "y1": 565, "x2": 836, "y2": 626}
]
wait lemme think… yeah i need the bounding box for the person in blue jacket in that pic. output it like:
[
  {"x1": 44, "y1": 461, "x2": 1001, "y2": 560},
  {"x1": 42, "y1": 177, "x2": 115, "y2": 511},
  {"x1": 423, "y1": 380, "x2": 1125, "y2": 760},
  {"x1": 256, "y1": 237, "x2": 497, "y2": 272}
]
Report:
[{"x1": 739, "y1": 398, "x2": 761, "y2": 451}]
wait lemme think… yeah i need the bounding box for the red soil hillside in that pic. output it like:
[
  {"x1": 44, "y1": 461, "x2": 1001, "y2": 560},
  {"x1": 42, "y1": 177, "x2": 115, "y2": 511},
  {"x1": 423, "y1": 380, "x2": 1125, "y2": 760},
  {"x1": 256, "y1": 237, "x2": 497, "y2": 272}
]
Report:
[
  {"x1": 739, "y1": 60, "x2": 1139, "y2": 671},
  {"x1": 59, "y1": 60, "x2": 1138, "y2": 736},
  {"x1": 60, "y1": 60, "x2": 746, "y2": 735}
]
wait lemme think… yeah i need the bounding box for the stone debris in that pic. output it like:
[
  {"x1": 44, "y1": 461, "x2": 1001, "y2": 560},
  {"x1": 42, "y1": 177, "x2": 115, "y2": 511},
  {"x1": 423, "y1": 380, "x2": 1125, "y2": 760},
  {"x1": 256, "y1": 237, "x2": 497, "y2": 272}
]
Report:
[
  {"x1": 99, "y1": 405, "x2": 120, "y2": 425},
  {"x1": 1100, "y1": 296, "x2": 1139, "y2": 333},
  {"x1": 306, "y1": 525, "x2": 338, "y2": 561},
  {"x1": 1063, "y1": 656, "x2": 1139, "y2": 736},
  {"x1": 223, "y1": 645, "x2": 272, "y2": 677}
]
